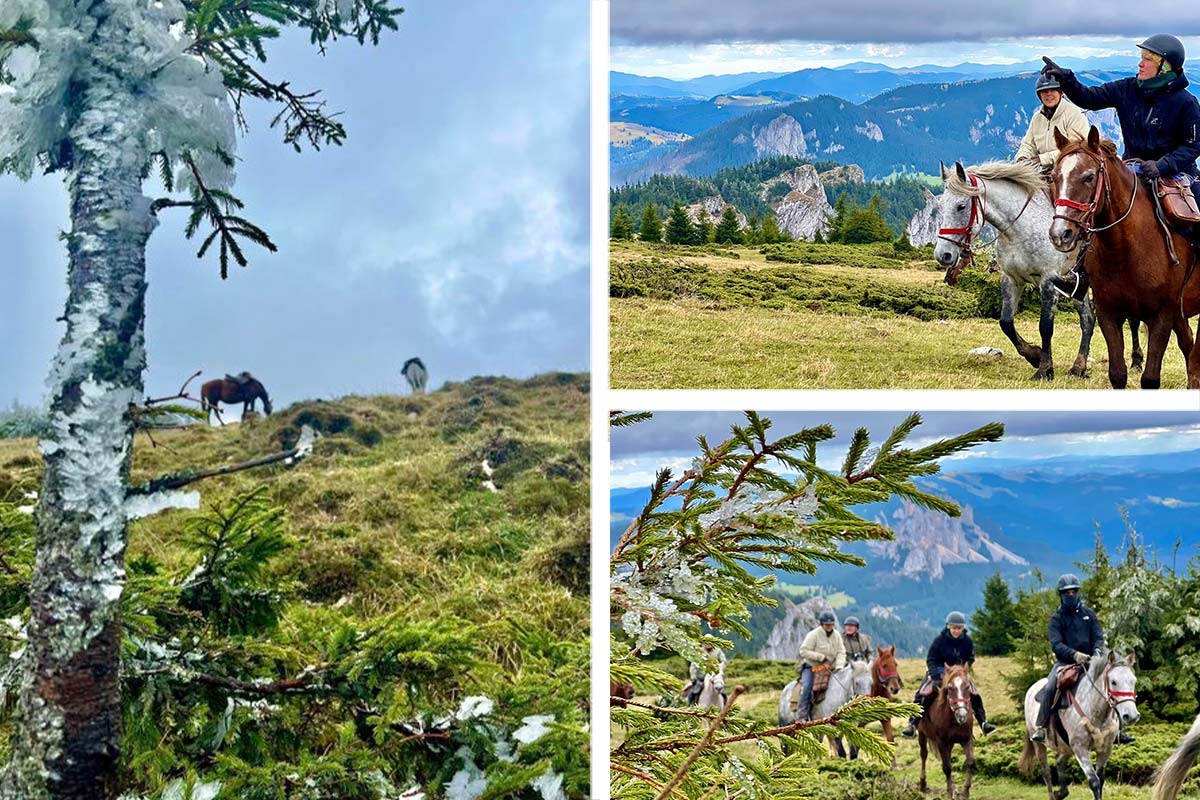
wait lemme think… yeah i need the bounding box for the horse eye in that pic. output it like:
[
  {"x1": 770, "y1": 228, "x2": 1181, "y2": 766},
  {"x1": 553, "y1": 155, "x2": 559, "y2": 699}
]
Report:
[
  {"x1": 956, "y1": 203, "x2": 966, "y2": 211},
  {"x1": 1083, "y1": 173, "x2": 1095, "y2": 184}
]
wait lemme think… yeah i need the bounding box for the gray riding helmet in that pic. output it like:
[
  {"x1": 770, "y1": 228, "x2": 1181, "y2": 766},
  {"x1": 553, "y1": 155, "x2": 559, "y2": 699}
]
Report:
[
  {"x1": 1036, "y1": 73, "x2": 1062, "y2": 93},
  {"x1": 818, "y1": 610, "x2": 836, "y2": 624},
  {"x1": 1139, "y1": 34, "x2": 1186, "y2": 71},
  {"x1": 1056, "y1": 573, "x2": 1082, "y2": 592},
  {"x1": 844, "y1": 616, "x2": 861, "y2": 627},
  {"x1": 945, "y1": 611, "x2": 967, "y2": 626}
]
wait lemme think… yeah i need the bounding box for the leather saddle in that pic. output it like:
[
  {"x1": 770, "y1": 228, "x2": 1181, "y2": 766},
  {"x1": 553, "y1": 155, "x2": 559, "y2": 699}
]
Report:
[
  {"x1": 1036, "y1": 663, "x2": 1083, "y2": 711},
  {"x1": 1157, "y1": 176, "x2": 1200, "y2": 225}
]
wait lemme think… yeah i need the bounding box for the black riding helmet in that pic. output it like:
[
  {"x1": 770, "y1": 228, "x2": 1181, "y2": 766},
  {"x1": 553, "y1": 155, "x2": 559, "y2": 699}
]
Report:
[
  {"x1": 1056, "y1": 573, "x2": 1082, "y2": 592},
  {"x1": 1139, "y1": 34, "x2": 1186, "y2": 72},
  {"x1": 818, "y1": 610, "x2": 836, "y2": 624},
  {"x1": 1036, "y1": 73, "x2": 1062, "y2": 93}
]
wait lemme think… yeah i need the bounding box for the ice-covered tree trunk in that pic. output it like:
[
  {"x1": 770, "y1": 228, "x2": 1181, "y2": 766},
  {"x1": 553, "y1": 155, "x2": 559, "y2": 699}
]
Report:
[{"x1": 1, "y1": 23, "x2": 154, "y2": 796}]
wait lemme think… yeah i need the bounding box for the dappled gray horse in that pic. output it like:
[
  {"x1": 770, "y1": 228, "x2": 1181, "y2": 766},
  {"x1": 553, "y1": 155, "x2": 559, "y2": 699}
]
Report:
[
  {"x1": 1020, "y1": 651, "x2": 1139, "y2": 800},
  {"x1": 402, "y1": 356, "x2": 427, "y2": 394},
  {"x1": 697, "y1": 670, "x2": 727, "y2": 709},
  {"x1": 779, "y1": 660, "x2": 873, "y2": 757},
  {"x1": 936, "y1": 160, "x2": 1104, "y2": 381}
]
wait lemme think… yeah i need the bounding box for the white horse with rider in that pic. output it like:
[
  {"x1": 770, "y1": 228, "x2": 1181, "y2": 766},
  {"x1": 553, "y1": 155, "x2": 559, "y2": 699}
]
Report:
[{"x1": 779, "y1": 659, "x2": 873, "y2": 757}]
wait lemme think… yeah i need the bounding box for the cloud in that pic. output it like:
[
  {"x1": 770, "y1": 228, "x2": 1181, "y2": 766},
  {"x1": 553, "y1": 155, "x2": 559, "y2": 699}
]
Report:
[{"x1": 611, "y1": 1, "x2": 1200, "y2": 45}]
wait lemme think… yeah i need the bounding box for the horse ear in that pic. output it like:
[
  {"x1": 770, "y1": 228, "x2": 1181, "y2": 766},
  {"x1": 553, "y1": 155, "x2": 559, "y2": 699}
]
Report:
[
  {"x1": 955, "y1": 162, "x2": 968, "y2": 182},
  {"x1": 1126, "y1": 652, "x2": 1136, "y2": 667},
  {"x1": 923, "y1": 187, "x2": 935, "y2": 202},
  {"x1": 1088, "y1": 125, "x2": 1101, "y2": 150},
  {"x1": 1107, "y1": 650, "x2": 1117, "y2": 664},
  {"x1": 1053, "y1": 126, "x2": 1069, "y2": 149},
  {"x1": 939, "y1": 160, "x2": 948, "y2": 180},
  {"x1": 886, "y1": 645, "x2": 895, "y2": 656}
]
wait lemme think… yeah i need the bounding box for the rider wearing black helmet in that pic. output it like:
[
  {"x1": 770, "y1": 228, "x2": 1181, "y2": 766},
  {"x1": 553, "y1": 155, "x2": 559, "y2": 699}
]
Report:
[
  {"x1": 902, "y1": 611, "x2": 997, "y2": 737},
  {"x1": 1030, "y1": 573, "x2": 1133, "y2": 744},
  {"x1": 1016, "y1": 73, "x2": 1091, "y2": 170},
  {"x1": 795, "y1": 609, "x2": 847, "y2": 721},
  {"x1": 1042, "y1": 34, "x2": 1200, "y2": 298}
]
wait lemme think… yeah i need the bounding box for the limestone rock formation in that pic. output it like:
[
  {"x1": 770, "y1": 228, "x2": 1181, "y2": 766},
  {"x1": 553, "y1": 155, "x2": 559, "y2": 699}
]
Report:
[
  {"x1": 753, "y1": 114, "x2": 808, "y2": 158},
  {"x1": 757, "y1": 596, "x2": 838, "y2": 661}
]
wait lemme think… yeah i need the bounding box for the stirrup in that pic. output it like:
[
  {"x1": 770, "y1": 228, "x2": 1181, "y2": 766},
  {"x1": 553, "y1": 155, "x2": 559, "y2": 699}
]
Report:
[{"x1": 1051, "y1": 271, "x2": 1085, "y2": 300}]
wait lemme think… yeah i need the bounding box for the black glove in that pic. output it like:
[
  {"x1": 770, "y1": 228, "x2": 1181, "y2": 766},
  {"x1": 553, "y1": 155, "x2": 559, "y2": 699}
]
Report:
[
  {"x1": 1041, "y1": 56, "x2": 1073, "y2": 83},
  {"x1": 1140, "y1": 159, "x2": 1162, "y2": 179}
]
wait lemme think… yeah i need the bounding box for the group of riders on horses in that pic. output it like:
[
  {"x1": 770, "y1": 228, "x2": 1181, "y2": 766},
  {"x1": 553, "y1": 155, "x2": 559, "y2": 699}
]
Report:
[
  {"x1": 1012, "y1": 34, "x2": 1200, "y2": 298},
  {"x1": 680, "y1": 572, "x2": 1133, "y2": 743}
]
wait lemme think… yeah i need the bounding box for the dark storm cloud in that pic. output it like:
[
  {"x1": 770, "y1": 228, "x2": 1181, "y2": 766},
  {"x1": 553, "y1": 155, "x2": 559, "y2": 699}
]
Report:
[{"x1": 611, "y1": 1, "x2": 1200, "y2": 45}]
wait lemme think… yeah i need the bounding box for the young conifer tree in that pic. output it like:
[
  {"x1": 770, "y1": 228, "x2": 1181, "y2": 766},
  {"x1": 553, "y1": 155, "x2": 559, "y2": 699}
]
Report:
[{"x1": 0, "y1": 1, "x2": 401, "y2": 794}]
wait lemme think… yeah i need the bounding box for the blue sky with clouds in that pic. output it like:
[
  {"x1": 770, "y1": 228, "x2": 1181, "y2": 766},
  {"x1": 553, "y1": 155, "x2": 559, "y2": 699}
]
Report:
[
  {"x1": 611, "y1": 411, "x2": 1200, "y2": 489},
  {"x1": 1, "y1": 2, "x2": 588, "y2": 408},
  {"x1": 611, "y1": 1, "x2": 1200, "y2": 78}
]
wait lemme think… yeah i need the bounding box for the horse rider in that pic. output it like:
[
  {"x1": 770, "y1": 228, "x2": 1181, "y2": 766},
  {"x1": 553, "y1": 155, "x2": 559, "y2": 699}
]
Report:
[
  {"x1": 1041, "y1": 34, "x2": 1200, "y2": 298},
  {"x1": 903, "y1": 611, "x2": 996, "y2": 737},
  {"x1": 1016, "y1": 72, "x2": 1091, "y2": 172},
  {"x1": 684, "y1": 642, "x2": 726, "y2": 705},
  {"x1": 1030, "y1": 573, "x2": 1135, "y2": 745},
  {"x1": 842, "y1": 615, "x2": 873, "y2": 663},
  {"x1": 796, "y1": 610, "x2": 847, "y2": 721}
]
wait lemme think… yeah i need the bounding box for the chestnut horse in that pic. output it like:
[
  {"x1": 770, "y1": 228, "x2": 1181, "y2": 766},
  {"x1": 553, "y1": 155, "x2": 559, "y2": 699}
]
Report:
[
  {"x1": 867, "y1": 645, "x2": 904, "y2": 768},
  {"x1": 1049, "y1": 126, "x2": 1199, "y2": 389},
  {"x1": 919, "y1": 663, "x2": 976, "y2": 800},
  {"x1": 200, "y1": 376, "x2": 272, "y2": 423}
]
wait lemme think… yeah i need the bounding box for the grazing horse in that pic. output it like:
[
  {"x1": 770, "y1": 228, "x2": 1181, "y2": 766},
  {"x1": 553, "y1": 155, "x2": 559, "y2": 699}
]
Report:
[
  {"x1": 936, "y1": 160, "x2": 1097, "y2": 380},
  {"x1": 1020, "y1": 651, "x2": 1139, "y2": 800},
  {"x1": 402, "y1": 357, "x2": 428, "y2": 394},
  {"x1": 200, "y1": 376, "x2": 272, "y2": 423},
  {"x1": 1153, "y1": 711, "x2": 1200, "y2": 800},
  {"x1": 865, "y1": 645, "x2": 904, "y2": 768},
  {"x1": 918, "y1": 663, "x2": 976, "y2": 800},
  {"x1": 779, "y1": 660, "x2": 873, "y2": 757},
  {"x1": 1049, "y1": 126, "x2": 1199, "y2": 389}
]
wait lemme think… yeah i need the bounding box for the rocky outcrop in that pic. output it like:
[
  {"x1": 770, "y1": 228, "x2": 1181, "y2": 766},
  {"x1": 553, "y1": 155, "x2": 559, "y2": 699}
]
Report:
[
  {"x1": 869, "y1": 500, "x2": 1028, "y2": 582},
  {"x1": 757, "y1": 596, "x2": 837, "y2": 661},
  {"x1": 687, "y1": 195, "x2": 746, "y2": 228},
  {"x1": 855, "y1": 120, "x2": 884, "y2": 142},
  {"x1": 753, "y1": 114, "x2": 808, "y2": 158},
  {"x1": 906, "y1": 191, "x2": 939, "y2": 247},
  {"x1": 765, "y1": 164, "x2": 834, "y2": 241},
  {"x1": 818, "y1": 164, "x2": 865, "y2": 185}
]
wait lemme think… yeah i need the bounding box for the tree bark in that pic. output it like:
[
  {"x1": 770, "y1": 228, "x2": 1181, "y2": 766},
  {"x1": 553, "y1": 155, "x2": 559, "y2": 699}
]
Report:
[{"x1": 2, "y1": 29, "x2": 155, "y2": 797}]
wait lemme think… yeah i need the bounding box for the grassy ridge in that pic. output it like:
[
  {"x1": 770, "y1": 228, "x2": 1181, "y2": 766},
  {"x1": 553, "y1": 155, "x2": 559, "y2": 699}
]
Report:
[
  {"x1": 608, "y1": 241, "x2": 1190, "y2": 389},
  {"x1": 0, "y1": 373, "x2": 591, "y2": 792},
  {"x1": 642, "y1": 655, "x2": 1199, "y2": 799}
]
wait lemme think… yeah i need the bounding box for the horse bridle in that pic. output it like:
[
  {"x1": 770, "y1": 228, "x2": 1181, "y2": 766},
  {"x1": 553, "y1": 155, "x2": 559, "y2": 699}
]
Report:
[
  {"x1": 1069, "y1": 661, "x2": 1137, "y2": 721},
  {"x1": 1053, "y1": 150, "x2": 1139, "y2": 243},
  {"x1": 938, "y1": 173, "x2": 989, "y2": 282}
]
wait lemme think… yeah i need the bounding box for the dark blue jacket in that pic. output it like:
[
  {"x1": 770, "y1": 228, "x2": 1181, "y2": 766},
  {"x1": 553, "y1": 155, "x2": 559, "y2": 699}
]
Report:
[
  {"x1": 1058, "y1": 70, "x2": 1200, "y2": 177},
  {"x1": 1049, "y1": 603, "x2": 1105, "y2": 665},
  {"x1": 926, "y1": 628, "x2": 976, "y2": 678}
]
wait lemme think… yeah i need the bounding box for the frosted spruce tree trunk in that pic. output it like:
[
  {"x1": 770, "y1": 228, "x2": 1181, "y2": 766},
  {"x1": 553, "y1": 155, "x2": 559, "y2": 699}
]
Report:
[{"x1": 2, "y1": 20, "x2": 154, "y2": 796}]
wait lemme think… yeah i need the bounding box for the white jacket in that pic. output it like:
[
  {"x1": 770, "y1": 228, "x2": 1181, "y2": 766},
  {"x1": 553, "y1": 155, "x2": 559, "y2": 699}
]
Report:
[
  {"x1": 1015, "y1": 100, "x2": 1091, "y2": 168},
  {"x1": 799, "y1": 627, "x2": 847, "y2": 670}
]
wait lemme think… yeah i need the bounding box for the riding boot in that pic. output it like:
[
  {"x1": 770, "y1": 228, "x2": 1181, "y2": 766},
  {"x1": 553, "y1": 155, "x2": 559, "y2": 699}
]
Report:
[
  {"x1": 971, "y1": 695, "x2": 996, "y2": 735},
  {"x1": 1049, "y1": 265, "x2": 1090, "y2": 300},
  {"x1": 902, "y1": 694, "x2": 924, "y2": 738},
  {"x1": 1031, "y1": 667, "x2": 1058, "y2": 742},
  {"x1": 1117, "y1": 721, "x2": 1136, "y2": 745}
]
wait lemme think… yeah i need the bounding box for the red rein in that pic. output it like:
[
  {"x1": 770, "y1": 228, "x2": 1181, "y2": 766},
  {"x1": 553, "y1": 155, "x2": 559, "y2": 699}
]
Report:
[{"x1": 939, "y1": 173, "x2": 985, "y2": 285}]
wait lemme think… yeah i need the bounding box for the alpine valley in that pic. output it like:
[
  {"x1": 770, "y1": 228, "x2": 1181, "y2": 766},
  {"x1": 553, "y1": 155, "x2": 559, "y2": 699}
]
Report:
[{"x1": 610, "y1": 448, "x2": 1200, "y2": 657}]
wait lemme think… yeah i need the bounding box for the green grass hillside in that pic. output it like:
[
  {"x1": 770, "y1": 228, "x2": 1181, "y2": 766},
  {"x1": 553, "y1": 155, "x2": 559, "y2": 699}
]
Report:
[
  {"x1": 0, "y1": 373, "x2": 590, "y2": 798},
  {"x1": 609, "y1": 240, "x2": 1189, "y2": 389},
  {"x1": 638, "y1": 655, "x2": 1200, "y2": 799}
]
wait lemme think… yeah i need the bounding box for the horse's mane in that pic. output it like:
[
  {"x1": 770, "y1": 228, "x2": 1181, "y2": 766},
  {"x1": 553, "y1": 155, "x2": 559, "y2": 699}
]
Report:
[
  {"x1": 944, "y1": 160, "x2": 1047, "y2": 198},
  {"x1": 1057, "y1": 135, "x2": 1120, "y2": 162}
]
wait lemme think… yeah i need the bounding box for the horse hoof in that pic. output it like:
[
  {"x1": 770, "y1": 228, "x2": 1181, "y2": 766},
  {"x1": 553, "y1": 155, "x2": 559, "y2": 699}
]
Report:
[{"x1": 1031, "y1": 369, "x2": 1054, "y2": 381}]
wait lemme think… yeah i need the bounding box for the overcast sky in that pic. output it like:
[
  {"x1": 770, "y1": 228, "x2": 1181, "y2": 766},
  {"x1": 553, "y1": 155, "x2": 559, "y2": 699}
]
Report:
[
  {"x1": 611, "y1": 2, "x2": 1200, "y2": 78},
  {"x1": 611, "y1": 411, "x2": 1200, "y2": 488},
  {"x1": 2, "y1": 2, "x2": 588, "y2": 408}
]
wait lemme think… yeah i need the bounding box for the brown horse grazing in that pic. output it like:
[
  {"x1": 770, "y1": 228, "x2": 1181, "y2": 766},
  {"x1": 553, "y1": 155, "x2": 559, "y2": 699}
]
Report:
[
  {"x1": 1050, "y1": 126, "x2": 1199, "y2": 389},
  {"x1": 200, "y1": 376, "x2": 272, "y2": 423},
  {"x1": 919, "y1": 663, "x2": 976, "y2": 800}
]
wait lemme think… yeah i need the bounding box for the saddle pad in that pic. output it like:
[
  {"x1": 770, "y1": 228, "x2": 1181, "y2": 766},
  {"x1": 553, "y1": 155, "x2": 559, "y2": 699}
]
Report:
[
  {"x1": 1158, "y1": 176, "x2": 1200, "y2": 225},
  {"x1": 811, "y1": 663, "x2": 832, "y2": 696}
]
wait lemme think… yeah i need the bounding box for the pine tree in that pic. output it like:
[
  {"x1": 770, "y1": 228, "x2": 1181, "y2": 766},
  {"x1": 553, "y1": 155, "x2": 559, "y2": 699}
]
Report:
[
  {"x1": 0, "y1": 1, "x2": 401, "y2": 794},
  {"x1": 829, "y1": 192, "x2": 849, "y2": 243},
  {"x1": 610, "y1": 204, "x2": 634, "y2": 240},
  {"x1": 972, "y1": 572, "x2": 1019, "y2": 655},
  {"x1": 665, "y1": 201, "x2": 698, "y2": 245},
  {"x1": 695, "y1": 208, "x2": 714, "y2": 243},
  {"x1": 760, "y1": 215, "x2": 783, "y2": 244},
  {"x1": 639, "y1": 202, "x2": 663, "y2": 242},
  {"x1": 746, "y1": 212, "x2": 761, "y2": 245},
  {"x1": 714, "y1": 206, "x2": 743, "y2": 244},
  {"x1": 813, "y1": 229, "x2": 826, "y2": 244}
]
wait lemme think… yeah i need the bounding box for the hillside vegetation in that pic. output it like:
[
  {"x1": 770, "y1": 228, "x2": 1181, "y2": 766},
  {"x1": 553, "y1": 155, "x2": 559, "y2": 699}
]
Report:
[
  {"x1": 608, "y1": 240, "x2": 1188, "y2": 389},
  {"x1": 0, "y1": 374, "x2": 590, "y2": 799}
]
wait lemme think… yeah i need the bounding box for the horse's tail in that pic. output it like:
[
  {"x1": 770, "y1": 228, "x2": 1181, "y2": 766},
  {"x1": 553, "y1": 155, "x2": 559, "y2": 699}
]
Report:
[
  {"x1": 1018, "y1": 734, "x2": 1038, "y2": 776},
  {"x1": 1154, "y1": 714, "x2": 1200, "y2": 800}
]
